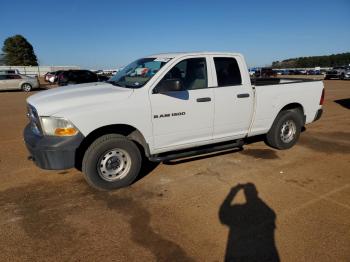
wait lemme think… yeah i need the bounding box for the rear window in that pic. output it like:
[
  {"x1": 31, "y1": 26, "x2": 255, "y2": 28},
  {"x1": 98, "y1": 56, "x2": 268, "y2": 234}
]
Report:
[{"x1": 214, "y1": 57, "x2": 242, "y2": 86}]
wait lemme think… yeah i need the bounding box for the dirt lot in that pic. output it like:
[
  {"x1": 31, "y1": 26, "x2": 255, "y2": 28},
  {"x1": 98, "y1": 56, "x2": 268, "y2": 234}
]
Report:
[{"x1": 0, "y1": 80, "x2": 349, "y2": 261}]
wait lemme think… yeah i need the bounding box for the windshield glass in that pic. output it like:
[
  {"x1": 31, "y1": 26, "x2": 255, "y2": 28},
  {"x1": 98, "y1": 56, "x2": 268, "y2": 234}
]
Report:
[{"x1": 109, "y1": 57, "x2": 171, "y2": 88}]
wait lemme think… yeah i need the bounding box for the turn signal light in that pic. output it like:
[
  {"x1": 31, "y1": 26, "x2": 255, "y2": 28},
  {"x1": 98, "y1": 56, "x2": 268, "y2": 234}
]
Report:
[{"x1": 54, "y1": 128, "x2": 78, "y2": 136}]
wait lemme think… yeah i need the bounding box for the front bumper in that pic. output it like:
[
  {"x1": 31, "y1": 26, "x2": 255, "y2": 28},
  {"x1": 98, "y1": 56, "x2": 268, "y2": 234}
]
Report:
[{"x1": 23, "y1": 124, "x2": 84, "y2": 170}]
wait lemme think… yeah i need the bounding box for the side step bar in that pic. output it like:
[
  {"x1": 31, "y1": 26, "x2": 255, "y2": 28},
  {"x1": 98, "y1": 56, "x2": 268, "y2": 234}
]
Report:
[{"x1": 148, "y1": 139, "x2": 244, "y2": 162}]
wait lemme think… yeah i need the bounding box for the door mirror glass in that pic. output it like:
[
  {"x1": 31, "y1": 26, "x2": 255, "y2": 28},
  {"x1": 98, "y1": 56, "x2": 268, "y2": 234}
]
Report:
[{"x1": 155, "y1": 79, "x2": 183, "y2": 93}]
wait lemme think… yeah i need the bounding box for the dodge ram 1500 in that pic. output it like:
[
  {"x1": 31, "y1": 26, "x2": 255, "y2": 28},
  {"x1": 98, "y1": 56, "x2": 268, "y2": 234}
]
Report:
[{"x1": 24, "y1": 52, "x2": 324, "y2": 190}]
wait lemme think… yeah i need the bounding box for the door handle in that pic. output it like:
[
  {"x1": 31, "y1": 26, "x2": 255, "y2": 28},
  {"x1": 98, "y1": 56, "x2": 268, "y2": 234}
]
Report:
[
  {"x1": 196, "y1": 97, "x2": 211, "y2": 102},
  {"x1": 237, "y1": 93, "x2": 250, "y2": 98}
]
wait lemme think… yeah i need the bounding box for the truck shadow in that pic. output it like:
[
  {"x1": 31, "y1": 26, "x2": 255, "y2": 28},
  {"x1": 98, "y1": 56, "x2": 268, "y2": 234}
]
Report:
[
  {"x1": 219, "y1": 183, "x2": 280, "y2": 262},
  {"x1": 133, "y1": 158, "x2": 159, "y2": 183},
  {"x1": 334, "y1": 98, "x2": 350, "y2": 109}
]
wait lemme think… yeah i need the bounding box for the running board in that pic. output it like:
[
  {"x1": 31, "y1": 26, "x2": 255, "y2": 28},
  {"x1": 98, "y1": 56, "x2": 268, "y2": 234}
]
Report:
[{"x1": 148, "y1": 139, "x2": 244, "y2": 162}]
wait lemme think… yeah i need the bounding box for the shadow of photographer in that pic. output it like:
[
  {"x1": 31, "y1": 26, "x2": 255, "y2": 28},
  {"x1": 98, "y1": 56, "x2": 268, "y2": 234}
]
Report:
[{"x1": 219, "y1": 183, "x2": 280, "y2": 262}]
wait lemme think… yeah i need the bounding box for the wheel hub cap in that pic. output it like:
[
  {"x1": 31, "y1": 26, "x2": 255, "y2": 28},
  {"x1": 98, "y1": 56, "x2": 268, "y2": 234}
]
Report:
[
  {"x1": 280, "y1": 120, "x2": 296, "y2": 143},
  {"x1": 98, "y1": 149, "x2": 131, "y2": 181}
]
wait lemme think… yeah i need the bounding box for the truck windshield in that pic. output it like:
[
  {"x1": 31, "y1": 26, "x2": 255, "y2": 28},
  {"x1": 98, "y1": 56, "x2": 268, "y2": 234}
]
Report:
[{"x1": 108, "y1": 57, "x2": 171, "y2": 88}]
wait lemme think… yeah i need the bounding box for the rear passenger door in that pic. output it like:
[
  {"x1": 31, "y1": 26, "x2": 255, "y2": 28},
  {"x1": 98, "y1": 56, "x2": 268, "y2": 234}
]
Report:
[
  {"x1": 211, "y1": 56, "x2": 254, "y2": 140},
  {"x1": 6, "y1": 74, "x2": 22, "y2": 89}
]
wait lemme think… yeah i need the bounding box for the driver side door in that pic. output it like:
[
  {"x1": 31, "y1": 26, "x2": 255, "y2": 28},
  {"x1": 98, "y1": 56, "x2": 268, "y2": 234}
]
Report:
[{"x1": 150, "y1": 56, "x2": 214, "y2": 152}]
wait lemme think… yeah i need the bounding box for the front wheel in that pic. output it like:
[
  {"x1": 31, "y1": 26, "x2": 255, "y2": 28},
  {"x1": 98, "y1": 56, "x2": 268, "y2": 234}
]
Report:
[
  {"x1": 265, "y1": 110, "x2": 303, "y2": 150},
  {"x1": 82, "y1": 134, "x2": 142, "y2": 190}
]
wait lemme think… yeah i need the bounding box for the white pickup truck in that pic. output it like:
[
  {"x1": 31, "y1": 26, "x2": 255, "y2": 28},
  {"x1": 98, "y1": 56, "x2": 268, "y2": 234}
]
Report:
[{"x1": 24, "y1": 52, "x2": 324, "y2": 190}]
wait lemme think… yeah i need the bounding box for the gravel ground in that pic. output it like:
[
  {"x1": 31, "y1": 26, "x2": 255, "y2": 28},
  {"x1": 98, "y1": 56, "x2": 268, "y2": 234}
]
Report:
[{"x1": 0, "y1": 80, "x2": 349, "y2": 261}]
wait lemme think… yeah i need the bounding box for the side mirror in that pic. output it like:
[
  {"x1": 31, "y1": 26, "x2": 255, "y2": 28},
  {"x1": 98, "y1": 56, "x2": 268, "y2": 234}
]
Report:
[{"x1": 154, "y1": 79, "x2": 183, "y2": 93}]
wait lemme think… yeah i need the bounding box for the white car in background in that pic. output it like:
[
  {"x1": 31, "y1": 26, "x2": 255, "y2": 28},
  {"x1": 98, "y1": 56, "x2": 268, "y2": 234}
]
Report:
[{"x1": 0, "y1": 73, "x2": 39, "y2": 91}]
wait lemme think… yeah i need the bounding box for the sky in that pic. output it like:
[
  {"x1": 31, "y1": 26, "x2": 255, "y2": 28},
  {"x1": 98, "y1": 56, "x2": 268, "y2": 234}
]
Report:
[{"x1": 1, "y1": 0, "x2": 349, "y2": 69}]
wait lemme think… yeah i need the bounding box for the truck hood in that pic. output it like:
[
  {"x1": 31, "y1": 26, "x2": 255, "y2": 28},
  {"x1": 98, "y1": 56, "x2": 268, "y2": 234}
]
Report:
[{"x1": 27, "y1": 82, "x2": 133, "y2": 116}]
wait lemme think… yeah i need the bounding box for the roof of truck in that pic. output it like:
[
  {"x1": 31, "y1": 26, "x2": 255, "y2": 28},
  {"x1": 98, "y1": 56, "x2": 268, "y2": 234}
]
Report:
[{"x1": 146, "y1": 51, "x2": 241, "y2": 59}]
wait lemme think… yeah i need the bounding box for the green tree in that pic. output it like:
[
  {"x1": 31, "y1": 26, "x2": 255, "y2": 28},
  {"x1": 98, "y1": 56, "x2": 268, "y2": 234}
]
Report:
[
  {"x1": 2, "y1": 35, "x2": 38, "y2": 66},
  {"x1": 0, "y1": 53, "x2": 5, "y2": 65},
  {"x1": 271, "y1": 52, "x2": 350, "y2": 68}
]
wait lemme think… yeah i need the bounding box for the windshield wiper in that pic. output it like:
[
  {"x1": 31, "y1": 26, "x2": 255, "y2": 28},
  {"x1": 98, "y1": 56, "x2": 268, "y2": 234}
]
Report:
[
  {"x1": 108, "y1": 80, "x2": 140, "y2": 89},
  {"x1": 108, "y1": 80, "x2": 127, "y2": 88}
]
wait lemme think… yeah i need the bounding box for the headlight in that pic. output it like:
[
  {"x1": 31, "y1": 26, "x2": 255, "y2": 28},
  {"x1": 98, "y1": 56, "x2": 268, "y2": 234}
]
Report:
[{"x1": 40, "y1": 117, "x2": 78, "y2": 136}]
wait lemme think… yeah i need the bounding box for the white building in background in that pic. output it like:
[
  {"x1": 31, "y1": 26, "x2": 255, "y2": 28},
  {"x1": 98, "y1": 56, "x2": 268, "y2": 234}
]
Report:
[{"x1": 0, "y1": 65, "x2": 80, "y2": 76}]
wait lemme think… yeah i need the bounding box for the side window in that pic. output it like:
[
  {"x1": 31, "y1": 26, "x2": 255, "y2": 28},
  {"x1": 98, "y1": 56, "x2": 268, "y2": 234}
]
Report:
[
  {"x1": 214, "y1": 57, "x2": 242, "y2": 86},
  {"x1": 6, "y1": 74, "x2": 21, "y2": 79},
  {"x1": 164, "y1": 58, "x2": 207, "y2": 90}
]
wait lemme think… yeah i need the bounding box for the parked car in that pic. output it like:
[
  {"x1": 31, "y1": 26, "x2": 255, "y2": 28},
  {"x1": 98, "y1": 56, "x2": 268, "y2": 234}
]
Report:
[
  {"x1": 57, "y1": 70, "x2": 108, "y2": 86},
  {"x1": 324, "y1": 66, "x2": 349, "y2": 80},
  {"x1": 0, "y1": 74, "x2": 39, "y2": 91},
  {"x1": 309, "y1": 70, "x2": 321, "y2": 75},
  {"x1": 44, "y1": 71, "x2": 56, "y2": 82},
  {"x1": 0, "y1": 69, "x2": 20, "y2": 75},
  {"x1": 254, "y1": 67, "x2": 276, "y2": 78},
  {"x1": 273, "y1": 69, "x2": 283, "y2": 75},
  {"x1": 97, "y1": 74, "x2": 110, "y2": 82},
  {"x1": 24, "y1": 52, "x2": 324, "y2": 190},
  {"x1": 45, "y1": 70, "x2": 65, "y2": 83},
  {"x1": 344, "y1": 70, "x2": 350, "y2": 80}
]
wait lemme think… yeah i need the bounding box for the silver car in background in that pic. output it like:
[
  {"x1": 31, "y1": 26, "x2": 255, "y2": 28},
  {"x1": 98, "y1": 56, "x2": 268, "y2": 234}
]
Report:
[{"x1": 0, "y1": 74, "x2": 40, "y2": 92}]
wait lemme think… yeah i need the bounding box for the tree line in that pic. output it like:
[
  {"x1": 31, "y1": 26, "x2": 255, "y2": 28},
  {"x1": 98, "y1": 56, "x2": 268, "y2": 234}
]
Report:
[{"x1": 272, "y1": 52, "x2": 350, "y2": 68}]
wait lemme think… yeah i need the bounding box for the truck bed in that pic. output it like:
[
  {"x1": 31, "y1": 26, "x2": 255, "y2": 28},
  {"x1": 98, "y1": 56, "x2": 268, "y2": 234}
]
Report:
[
  {"x1": 252, "y1": 77, "x2": 322, "y2": 86},
  {"x1": 248, "y1": 78, "x2": 324, "y2": 137}
]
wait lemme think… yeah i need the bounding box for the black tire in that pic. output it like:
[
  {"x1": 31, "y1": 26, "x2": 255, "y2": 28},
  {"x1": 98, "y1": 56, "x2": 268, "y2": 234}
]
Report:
[
  {"x1": 21, "y1": 83, "x2": 32, "y2": 92},
  {"x1": 340, "y1": 73, "x2": 345, "y2": 80},
  {"x1": 82, "y1": 134, "x2": 142, "y2": 191},
  {"x1": 265, "y1": 109, "x2": 303, "y2": 150}
]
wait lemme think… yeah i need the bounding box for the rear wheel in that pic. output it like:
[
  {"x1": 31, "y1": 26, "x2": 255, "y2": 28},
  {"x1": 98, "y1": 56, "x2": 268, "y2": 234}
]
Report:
[
  {"x1": 82, "y1": 134, "x2": 142, "y2": 190},
  {"x1": 265, "y1": 110, "x2": 303, "y2": 150},
  {"x1": 21, "y1": 83, "x2": 32, "y2": 92}
]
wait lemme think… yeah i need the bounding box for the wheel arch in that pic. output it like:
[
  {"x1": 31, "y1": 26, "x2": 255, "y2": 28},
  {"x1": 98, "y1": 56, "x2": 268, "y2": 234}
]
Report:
[
  {"x1": 279, "y1": 102, "x2": 305, "y2": 123},
  {"x1": 268, "y1": 102, "x2": 305, "y2": 133},
  {"x1": 265, "y1": 102, "x2": 305, "y2": 150},
  {"x1": 75, "y1": 124, "x2": 149, "y2": 170}
]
